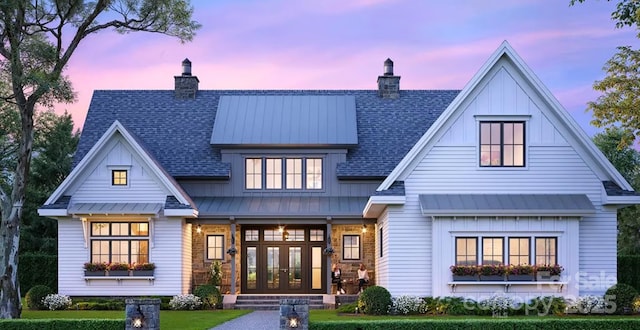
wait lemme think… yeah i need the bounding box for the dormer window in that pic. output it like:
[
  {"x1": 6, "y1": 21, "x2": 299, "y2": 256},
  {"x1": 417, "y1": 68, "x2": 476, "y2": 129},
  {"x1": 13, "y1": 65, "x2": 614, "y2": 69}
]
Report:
[
  {"x1": 111, "y1": 170, "x2": 128, "y2": 186},
  {"x1": 245, "y1": 157, "x2": 323, "y2": 190},
  {"x1": 479, "y1": 121, "x2": 525, "y2": 167}
]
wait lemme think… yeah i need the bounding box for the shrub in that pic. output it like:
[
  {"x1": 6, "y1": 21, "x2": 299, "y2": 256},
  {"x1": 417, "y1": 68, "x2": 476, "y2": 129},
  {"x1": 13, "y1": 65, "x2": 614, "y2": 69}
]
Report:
[
  {"x1": 605, "y1": 283, "x2": 638, "y2": 314},
  {"x1": 423, "y1": 296, "x2": 475, "y2": 316},
  {"x1": 572, "y1": 295, "x2": 605, "y2": 314},
  {"x1": 169, "y1": 294, "x2": 202, "y2": 310},
  {"x1": 43, "y1": 294, "x2": 72, "y2": 310},
  {"x1": 193, "y1": 284, "x2": 222, "y2": 309},
  {"x1": 336, "y1": 302, "x2": 357, "y2": 313},
  {"x1": 357, "y1": 285, "x2": 392, "y2": 315},
  {"x1": 391, "y1": 295, "x2": 427, "y2": 315},
  {"x1": 25, "y1": 285, "x2": 53, "y2": 310},
  {"x1": 479, "y1": 294, "x2": 516, "y2": 317},
  {"x1": 527, "y1": 296, "x2": 567, "y2": 316}
]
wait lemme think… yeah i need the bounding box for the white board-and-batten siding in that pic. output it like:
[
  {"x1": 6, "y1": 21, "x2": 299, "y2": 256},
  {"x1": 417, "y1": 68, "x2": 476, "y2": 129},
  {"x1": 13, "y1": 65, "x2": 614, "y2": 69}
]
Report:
[
  {"x1": 68, "y1": 134, "x2": 170, "y2": 204},
  {"x1": 57, "y1": 216, "x2": 186, "y2": 296},
  {"x1": 382, "y1": 55, "x2": 616, "y2": 297}
]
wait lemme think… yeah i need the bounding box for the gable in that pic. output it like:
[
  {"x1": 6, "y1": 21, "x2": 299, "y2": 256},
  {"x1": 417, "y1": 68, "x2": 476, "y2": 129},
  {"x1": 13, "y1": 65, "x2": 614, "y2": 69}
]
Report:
[
  {"x1": 40, "y1": 121, "x2": 197, "y2": 217},
  {"x1": 378, "y1": 41, "x2": 634, "y2": 195},
  {"x1": 67, "y1": 134, "x2": 170, "y2": 204}
]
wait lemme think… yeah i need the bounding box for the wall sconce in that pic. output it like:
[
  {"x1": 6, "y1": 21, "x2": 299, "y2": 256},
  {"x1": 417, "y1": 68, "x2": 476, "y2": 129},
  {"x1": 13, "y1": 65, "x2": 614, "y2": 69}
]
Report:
[
  {"x1": 361, "y1": 224, "x2": 367, "y2": 233},
  {"x1": 278, "y1": 225, "x2": 284, "y2": 233},
  {"x1": 196, "y1": 224, "x2": 202, "y2": 234},
  {"x1": 287, "y1": 304, "x2": 300, "y2": 328},
  {"x1": 132, "y1": 304, "x2": 144, "y2": 328}
]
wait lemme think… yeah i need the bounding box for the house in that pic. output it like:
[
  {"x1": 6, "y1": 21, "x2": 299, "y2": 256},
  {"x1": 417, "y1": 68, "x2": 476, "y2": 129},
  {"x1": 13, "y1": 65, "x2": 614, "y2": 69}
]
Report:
[{"x1": 38, "y1": 41, "x2": 640, "y2": 301}]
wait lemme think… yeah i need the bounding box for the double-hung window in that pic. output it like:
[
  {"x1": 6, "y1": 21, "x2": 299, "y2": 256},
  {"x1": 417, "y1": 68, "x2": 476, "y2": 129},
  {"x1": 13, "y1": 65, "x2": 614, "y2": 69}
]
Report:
[
  {"x1": 482, "y1": 237, "x2": 504, "y2": 265},
  {"x1": 480, "y1": 122, "x2": 525, "y2": 167},
  {"x1": 342, "y1": 235, "x2": 360, "y2": 260},
  {"x1": 90, "y1": 222, "x2": 149, "y2": 264},
  {"x1": 455, "y1": 237, "x2": 477, "y2": 265}
]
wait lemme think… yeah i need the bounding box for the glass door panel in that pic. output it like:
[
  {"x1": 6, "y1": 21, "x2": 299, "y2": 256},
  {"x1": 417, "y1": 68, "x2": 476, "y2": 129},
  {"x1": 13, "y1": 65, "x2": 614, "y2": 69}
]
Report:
[
  {"x1": 246, "y1": 247, "x2": 257, "y2": 289},
  {"x1": 267, "y1": 247, "x2": 280, "y2": 289},
  {"x1": 311, "y1": 246, "x2": 322, "y2": 289},
  {"x1": 288, "y1": 247, "x2": 302, "y2": 289}
]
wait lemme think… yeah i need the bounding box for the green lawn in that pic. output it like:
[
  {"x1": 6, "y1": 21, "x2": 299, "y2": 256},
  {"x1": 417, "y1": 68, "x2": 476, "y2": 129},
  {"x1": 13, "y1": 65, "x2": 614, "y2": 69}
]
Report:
[{"x1": 22, "y1": 309, "x2": 251, "y2": 330}]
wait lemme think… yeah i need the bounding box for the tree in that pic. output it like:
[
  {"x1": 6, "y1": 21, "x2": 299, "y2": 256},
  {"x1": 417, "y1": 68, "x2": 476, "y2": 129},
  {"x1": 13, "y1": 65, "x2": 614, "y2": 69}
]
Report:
[
  {"x1": 20, "y1": 111, "x2": 79, "y2": 254},
  {"x1": 571, "y1": 1, "x2": 640, "y2": 145},
  {"x1": 0, "y1": 1, "x2": 200, "y2": 318},
  {"x1": 593, "y1": 128, "x2": 640, "y2": 254}
]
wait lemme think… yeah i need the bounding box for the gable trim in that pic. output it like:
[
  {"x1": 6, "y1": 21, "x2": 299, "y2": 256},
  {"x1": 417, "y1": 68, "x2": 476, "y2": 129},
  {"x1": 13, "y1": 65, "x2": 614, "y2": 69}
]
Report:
[
  {"x1": 42, "y1": 120, "x2": 196, "y2": 210},
  {"x1": 377, "y1": 41, "x2": 633, "y2": 193}
]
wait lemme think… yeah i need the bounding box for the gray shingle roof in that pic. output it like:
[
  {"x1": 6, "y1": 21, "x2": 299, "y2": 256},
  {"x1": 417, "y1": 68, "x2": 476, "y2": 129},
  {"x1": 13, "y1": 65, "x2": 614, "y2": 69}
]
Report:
[
  {"x1": 75, "y1": 90, "x2": 459, "y2": 178},
  {"x1": 603, "y1": 181, "x2": 640, "y2": 196}
]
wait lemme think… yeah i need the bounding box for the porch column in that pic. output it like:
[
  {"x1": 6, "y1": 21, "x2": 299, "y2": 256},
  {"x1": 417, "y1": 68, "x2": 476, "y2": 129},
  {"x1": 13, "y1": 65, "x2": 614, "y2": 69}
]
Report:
[
  {"x1": 230, "y1": 219, "x2": 237, "y2": 295},
  {"x1": 326, "y1": 219, "x2": 332, "y2": 295}
]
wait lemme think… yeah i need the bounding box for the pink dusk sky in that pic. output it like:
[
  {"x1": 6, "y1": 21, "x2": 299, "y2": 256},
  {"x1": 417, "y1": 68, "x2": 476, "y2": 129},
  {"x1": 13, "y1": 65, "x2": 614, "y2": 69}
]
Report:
[{"x1": 59, "y1": 0, "x2": 638, "y2": 137}]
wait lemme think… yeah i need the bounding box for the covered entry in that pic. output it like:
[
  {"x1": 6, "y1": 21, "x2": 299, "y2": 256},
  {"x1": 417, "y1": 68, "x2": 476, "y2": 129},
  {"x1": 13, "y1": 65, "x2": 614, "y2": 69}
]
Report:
[{"x1": 242, "y1": 226, "x2": 327, "y2": 294}]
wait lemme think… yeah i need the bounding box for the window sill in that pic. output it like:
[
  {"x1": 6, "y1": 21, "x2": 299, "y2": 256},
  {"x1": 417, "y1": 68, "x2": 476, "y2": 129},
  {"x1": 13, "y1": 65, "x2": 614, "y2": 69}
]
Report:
[
  {"x1": 447, "y1": 281, "x2": 566, "y2": 293},
  {"x1": 84, "y1": 276, "x2": 154, "y2": 282}
]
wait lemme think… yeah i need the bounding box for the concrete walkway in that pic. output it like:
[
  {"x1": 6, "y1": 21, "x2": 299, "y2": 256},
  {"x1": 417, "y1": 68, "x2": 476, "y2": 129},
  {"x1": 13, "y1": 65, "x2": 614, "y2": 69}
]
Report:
[{"x1": 210, "y1": 310, "x2": 280, "y2": 330}]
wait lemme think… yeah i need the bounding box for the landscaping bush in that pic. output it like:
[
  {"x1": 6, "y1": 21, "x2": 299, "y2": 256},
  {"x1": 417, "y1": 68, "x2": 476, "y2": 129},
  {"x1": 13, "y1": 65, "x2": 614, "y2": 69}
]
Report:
[
  {"x1": 605, "y1": 283, "x2": 638, "y2": 314},
  {"x1": 336, "y1": 302, "x2": 357, "y2": 313},
  {"x1": 571, "y1": 295, "x2": 605, "y2": 314},
  {"x1": 390, "y1": 295, "x2": 427, "y2": 315},
  {"x1": 479, "y1": 294, "x2": 516, "y2": 317},
  {"x1": 169, "y1": 294, "x2": 202, "y2": 310},
  {"x1": 527, "y1": 296, "x2": 566, "y2": 316},
  {"x1": 309, "y1": 318, "x2": 640, "y2": 330},
  {"x1": 193, "y1": 284, "x2": 222, "y2": 309},
  {"x1": 25, "y1": 285, "x2": 53, "y2": 310},
  {"x1": 0, "y1": 319, "x2": 124, "y2": 330},
  {"x1": 43, "y1": 294, "x2": 72, "y2": 310},
  {"x1": 357, "y1": 285, "x2": 392, "y2": 315},
  {"x1": 423, "y1": 296, "x2": 476, "y2": 316}
]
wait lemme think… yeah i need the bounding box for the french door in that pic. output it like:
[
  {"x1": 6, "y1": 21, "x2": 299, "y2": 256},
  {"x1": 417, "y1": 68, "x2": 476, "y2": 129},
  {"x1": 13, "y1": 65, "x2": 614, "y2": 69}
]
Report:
[{"x1": 242, "y1": 226, "x2": 326, "y2": 294}]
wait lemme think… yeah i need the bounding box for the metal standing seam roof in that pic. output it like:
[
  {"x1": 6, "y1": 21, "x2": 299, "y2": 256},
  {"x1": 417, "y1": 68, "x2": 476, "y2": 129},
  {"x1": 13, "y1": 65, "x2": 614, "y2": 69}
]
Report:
[
  {"x1": 211, "y1": 95, "x2": 358, "y2": 147},
  {"x1": 192, "y1": 196, "x2": 368, "y2": 217},
  {"x1": 67, "y1": 202, "x2": 163, "y2": 215},
  {"x1": 419, "y1": 194, "x2": 596, "y2": 216},
  {"x1": 74, "y1": 90, "x2": 460, "y2": 178}
]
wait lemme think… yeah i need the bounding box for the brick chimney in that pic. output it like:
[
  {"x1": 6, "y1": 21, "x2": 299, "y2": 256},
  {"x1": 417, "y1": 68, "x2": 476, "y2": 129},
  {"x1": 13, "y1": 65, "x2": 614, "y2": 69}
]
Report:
[
  {"x1": 377, "y1": 58, "x2": 400, "y2": 99},
  {"x1": 174, "y1": 58, "x2": 199, "y2": 99}
]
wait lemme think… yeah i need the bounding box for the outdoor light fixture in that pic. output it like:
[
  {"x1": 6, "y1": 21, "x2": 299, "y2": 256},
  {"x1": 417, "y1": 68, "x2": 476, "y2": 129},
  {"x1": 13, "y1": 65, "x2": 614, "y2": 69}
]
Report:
[
  {"x1": 278, "y1": 225, "x2": 284, "y2": 233},
  {"x1": 362, "y1": 224, "x2": 367, "y2": 233},
  {"x1": 283, "y1": 230, "x2": 290, "y2": 240},
  {"x1": 131, "y1": 305, "x2": 144, "y2": 328},
  {"x1": 196, "y1": 224, "x2": 202, "y2": 234},
  {"x1": 287, "y1": 304, "x2": 300, "y2": 328}
]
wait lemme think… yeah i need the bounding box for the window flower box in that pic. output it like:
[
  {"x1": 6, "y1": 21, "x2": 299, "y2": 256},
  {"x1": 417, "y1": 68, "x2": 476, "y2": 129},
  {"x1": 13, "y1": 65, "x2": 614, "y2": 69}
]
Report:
[
  {"x1": 83, "y1": 262, "x2": 108, "y2": 276},
  {"x1": 478, "y1": 264, "x2": 506, "y2": 281},
  {"x1": 507, "y1": 264, "x2": 534, "y2": 281},
  {"x1": 131, "y1": 262, "x2": 155, "y2": 276},
  {"x1": 450, "y1": 265, "x2": 479, "y2": 281},
  {"x1": 535, "y1": 264, "x2": 563, "y2": 281},
  {"x1": 107, "y1": 262, "x2": 130, "y2": 276}
]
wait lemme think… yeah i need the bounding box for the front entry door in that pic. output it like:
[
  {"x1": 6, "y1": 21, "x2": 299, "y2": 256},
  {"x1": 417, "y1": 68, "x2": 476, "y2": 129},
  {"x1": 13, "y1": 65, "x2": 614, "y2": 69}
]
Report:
[
  {"x1": 265, "y1": 246, "x2": 303, "y2": 292},
  {"x1": 242, "y1": 226, "x2": 326, "y2": 294}
]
